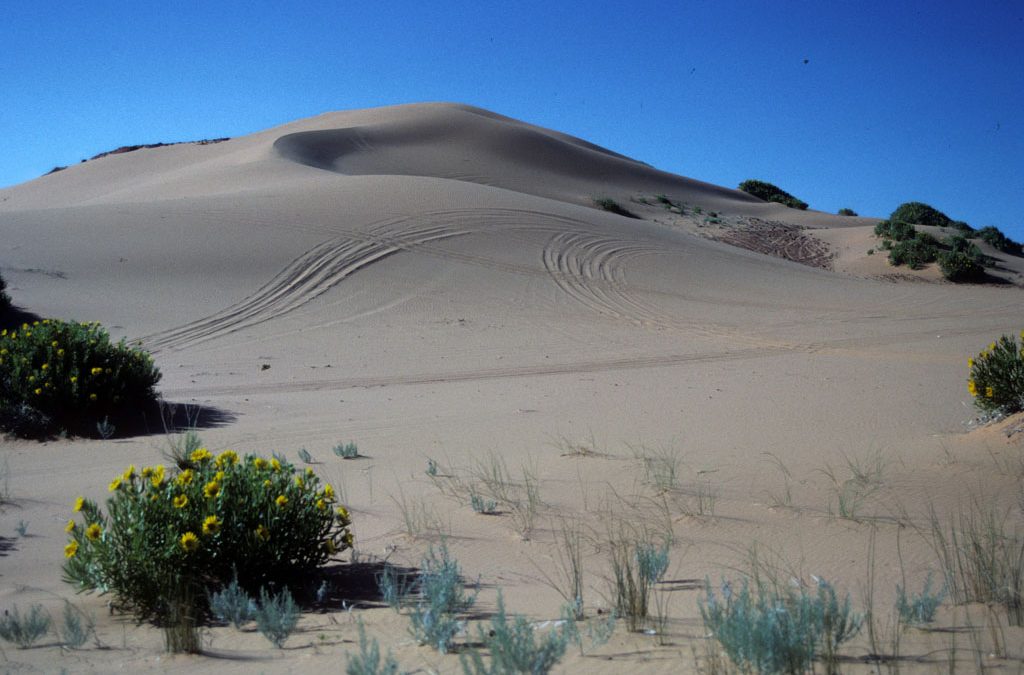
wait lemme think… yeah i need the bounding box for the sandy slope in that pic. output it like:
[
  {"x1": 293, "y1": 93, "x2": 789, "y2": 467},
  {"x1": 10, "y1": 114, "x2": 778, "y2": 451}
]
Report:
[{"x1": 1, "y1": 103, "x2": 1022, "y2": 672}]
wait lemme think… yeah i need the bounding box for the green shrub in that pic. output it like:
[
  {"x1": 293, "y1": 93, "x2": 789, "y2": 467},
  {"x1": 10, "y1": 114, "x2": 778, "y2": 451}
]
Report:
[
  {"x1": 62, "y1": 450, "x2": 353, "y2": 650},
  {"x1": 873, "y1": 220, "x2": 916, "y2": 241},
  {"x1": 593, "y1": 198, "x2": 637, "y2": 219},
  {"x1": 0, "y1": 320, "x2": 161, "y2": 437},
  {"x1": 837, "y1": 208, "x2": 857, "y2": 216},
  {"x1": 967, "y1": 332, "x2": 1024, "y2": 415},
  {"x1": 887, "y1": 235, "x2": 938, "y2": 269},
  {"x1": 889, "y1": 202, "x2": 956, "y2": 228},
  {"x1": 977, "y1": 225, "x2": 1022, "y2": 255},
  {"x1": 738, "y1": 180, "x2": 808, "y2": 210},
  {"x1": 938, "y1": 251, "x2": 986, "y2": 282}
]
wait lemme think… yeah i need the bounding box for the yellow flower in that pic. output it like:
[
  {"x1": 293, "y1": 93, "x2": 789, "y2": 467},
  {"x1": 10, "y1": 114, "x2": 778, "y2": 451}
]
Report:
[
  {"x1": 342, "y1": 531, "x2": 354, "y2": 547},
  {"x1": 270, "y1": 458, "x2": 282, "y2": 472},
  {"x1": 57, "y1": 349, "x2": 65, "y2": 357},
  {"x1": 28, "y1": 375, "x2": 35, "y2": 383},
  {"x1": 968, "y1": 380, "x2": 978, "y2": 396},
  {"x1": 253, "y1": 457, "x2": 268, "y2": 470},
  {"x1": 64, "y1": 541, "x2": 79, "y2": 558},
  {"x1": 215, "y1": 450, "x2": 238, "y2": 467},
  {"x1": 65, "y1": 519, "x2": 76, "y2": 533},
  {"x1": 263, "y1": 479, "x2": 272, "y2": 488},
  {"x1": 324, "y1": 539, "x2": 337, "y2": 554},
  {"x1": 294, "y1": 476, "x2": 304, "y2": 488},
  {"x1": 142, "y1": 466, "x2": 154, "y2": 478},
  {"x1": 122, "y1": 464, "x2": 136, "y2": 481},
  {"x1": 179, "y1": 531, "x2": 200, "y2": 553},
  {"x1": 177, "y1": 469, "x2": 194, "y2": 486},
  {"x1": 74, "y1": 496, "x2": 85, "y2": 512},
  {"x1": 322, "y1": 484, "x2": 335, "y2": 501},
  {"x1": 336, "y1": 505, "x2": 349, "y2": 520},
  {"x1": 41, "y1": 363, "x2": 49, "y2": 371},
  {"x1": 108, "y1": 477, "x2": 122, "y2": 492},
  {"x1": 173, "y1": 494, "x2": 188, "y2": 509},
  {"x1": 203, "y1": 481, "x2": 221, "y2": 499},
  {"x1": 214, "y1": 470, "x2": 225, "y2": 482},
  {"x1": 151, "y1": 465, "x2": 166, "y2": 487},
  {"x1": 986, "y1": 386, "x2": 995, "y2": 398},
  {"x1": 275, "y1": 495, "x2": 288, "y2": 508},
  {"x1": 85, "y1": 523, "x2": 102, "y2": 541},
  {"x1": 989, "y1": 342, "x2": 997, "y2": 352},
  {"x1": 90, "y1": 367, "x2": 103, "y2": 376},
  {"x1": 316, "y1": 499, "x2": 327, "y2": 511},
  {"x1": 89, "y1": 393, "x2": 97, "y2": 402},
  {"x1": 255, "y1": 524, "x2": 270, "y2": 542},
  {"x1": 202, "y1": 515, "x2": 222, "y2": 536},
  {"x1": 190, "y1": 447, "x2": 212, "y2": 463},
  {"x1": 967, "y1": 358, "x2": 974, "y2": 368},
  {"x1": 70, "y1": 376, "x2": 77, "y2": 384},
  {"x1": 34, "y1": 387, "x2": 42, "y2": 395}
]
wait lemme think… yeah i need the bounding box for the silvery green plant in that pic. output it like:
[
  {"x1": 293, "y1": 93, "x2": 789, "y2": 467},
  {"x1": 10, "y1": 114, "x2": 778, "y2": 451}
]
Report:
[
  {"x1": 376, "y1": 563, "x2": 413, "y2": 612},
  {"x1": 347, "y1": 619, "x2": 399, "y2": 675},
  {"x1": 255, "y1": 586, "x2": 299, "y2": 648},
  {"x1": 297, "y1": 447, "x2": 314, "y2": 464},
  {"x1": 471, "y1": 493, "x2": 498, "y2": 515},
  {"x1": 208, "y1": 575, "x2": 257, "y2": 629},
  {"x1": 896, "y1": 573, "x2": 946, "y2": 626},
  {"x1": 408, "y1": 543, "x2": 476, "y2": 654},
  {"x1": 0, "y1": 604, "x2": 51, "y2": 649},
  {"x1": 460, "y1": 591, "x2": 572, "y2": 675},
  {"x1": 334, "y1": 441, "x2": 360, "y2": 459},
  {"x1": 59, "y1": 601, "x2": 94, "y2": 649}
]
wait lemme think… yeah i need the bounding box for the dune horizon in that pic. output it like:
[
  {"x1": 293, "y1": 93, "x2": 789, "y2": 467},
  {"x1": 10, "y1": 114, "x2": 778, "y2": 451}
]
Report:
[{"x1": 1, "y1": 102, "x2": 1022, "y2": 672}]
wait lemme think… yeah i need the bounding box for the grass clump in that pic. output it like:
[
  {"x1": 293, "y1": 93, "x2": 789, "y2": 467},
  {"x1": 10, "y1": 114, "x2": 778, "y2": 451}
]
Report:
[
  {"x1": 738, "y1": 180, "x2": 808, "y2": 210},
  {"x1": 700, "y1": 577, "x2": 861, "y2": 675},
  {"x1": 461, "y1": 591, "x2": 573, "y2": 675},
  {"x1": 0, "y1": 319, "x2": 161, "y2": 438},
  {"x1": 895, "y1": 572, "x2": 945, "y2": 626},
  {"x1": 0, "y1": 604, "x2": 51, "y2": 648},
  {"x1": 408, "y1": 542, "x2": 477, "y2": 653},
  {"x1": 608, "y1": 535, "x2": 670, "y2": 632},
  {"x1": 62, "y1": 450, "x2": 353, "y2": 652},
  {"x1": 928, "y1": 500, "x2": 1024, "y2": 625},
  {"x1": 967, "y1": 331, "x2": 1024, "y2": 415}
]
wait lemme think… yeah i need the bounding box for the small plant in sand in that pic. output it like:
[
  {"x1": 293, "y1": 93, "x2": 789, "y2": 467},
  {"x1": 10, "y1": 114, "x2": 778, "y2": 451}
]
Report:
[
  {"x1": 461, "y1": 591, "x2": 574, "y2": 675},
  {"x1": 347, "y1": 619, "x2": 400, "y2": 675},
  {"x1": 895, "y1": 572, "x2": 946, "y2": 626},
  {"x1": 967, "y1": 332, "x2": 1024, "y2": 415},
  {"x1": 0, "y1": 604, "x2": 51, "y2": 649},
  {"x1": 0, "y1": 319, "x2": 161, "y2": 438},
  {"x1": 407, "y1": 542, "x2": 477, "y2": 654},
  {"x1": 334, "y1": 441, "x2": 360, "y2": 459},
  {"x1": 62, "y1": 449, "x2": 353, "y2": 652}
]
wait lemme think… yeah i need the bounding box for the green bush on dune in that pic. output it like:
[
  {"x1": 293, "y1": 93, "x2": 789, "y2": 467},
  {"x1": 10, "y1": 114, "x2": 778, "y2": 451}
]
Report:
[
  {"x1": 0, "y1": 319, "x2": 161, "y2": 437},
  {"x1": 889, "y1": 201, "x2": 975, "y2": 233},
  {"x1": 837, "y1": 208, "x2": 857, "y2": 216},
  {"x1": 738, "y1": 180, "x2": 808, "y2": 210},
  {"x1": 968, "y1": 332, "x2": 1024, "y2": 416},
  {"x1": 63, "y1": 450, "x2": 354, "y2": 652},
  {"x1": 977, "y1": 225, "x2": 1023, "y2": 255}
]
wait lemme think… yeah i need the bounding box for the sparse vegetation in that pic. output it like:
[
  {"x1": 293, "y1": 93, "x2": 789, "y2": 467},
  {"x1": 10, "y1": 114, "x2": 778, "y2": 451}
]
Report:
[
  {"x1": 461, "y1": 591, "x2": 573, "y2": 674},
  {"x1": 896, "y1": 572, "x2": 946, "y2": 626},
  {"x1": 0, "y1": 319, "x2": 161, "y2": 438},
  {"x1": 593, "y1": 197, "x2": 638, "y2": 218},
  {"x1": 874, "y1": 217, "x2": 995, "y2": 281},
  {"x1": 407, "y1": 543, "x2": 477, "y2": 654},
  {"x1": 967, "y1": 331, "x2": 1024, "y2": 415},
  {"x1": 738, "y1": 180, "x2": 808, "y2": 210}
]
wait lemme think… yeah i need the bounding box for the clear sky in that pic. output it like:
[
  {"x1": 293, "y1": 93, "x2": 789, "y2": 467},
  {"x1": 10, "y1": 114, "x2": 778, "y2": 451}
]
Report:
[{"x1": 3, "y1": 1, "x2": 1022, "y2": 239}]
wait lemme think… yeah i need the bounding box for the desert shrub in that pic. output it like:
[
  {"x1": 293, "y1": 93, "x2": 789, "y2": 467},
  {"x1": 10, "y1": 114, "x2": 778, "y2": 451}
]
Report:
[
  {"x1": 255, "y1": 586, "x2": 299, "y2": 648},
  {"x1": 0, "y1": 604, "x2": 51, "y2": 648},
  {"x1": 593, "y1": 198, "x2": 637, "y2": 219},
  {"x1": 461, "y1": 591, "x2": 573, "y2": 675},
  {"x1": 348, "y1": 619, "x2": 399, "y2": 675},
  {"x1": 208, "y1": 574, "x2": 257, "y2": 628},
  {"x1": 700, "y1": 577, "x2": 861, "y2": 675},
  {"x1": 889, "y1": 202, "x2": 955, "y2": 228},
  {"x1": 62, "y1": 450, "x2": 353, "y2": 651},
  {"x1": 967, "y1": 332, "x2": 1024, "y2": 415},
  {"x1": 887, "y1": 235, "x2": 938, "y2": 269},
  {"x1": 0, "y1": 320, "x2": 160, "y2": 437},
  {"x1": 738, "y1": 180, "x2": 808, "y2": 210},
  {"x1": 837, "y1": 208, "x2": 857, "y2": 216},
  {"x1": 938, "y1": 250, "x2": 986, "y2": 282},
  {"x1": 977, "y1": 225, "x2": 1022, "y2": 255},
  {"x1": 873, "y1": 220, "x2": 916, "y2": 241}
]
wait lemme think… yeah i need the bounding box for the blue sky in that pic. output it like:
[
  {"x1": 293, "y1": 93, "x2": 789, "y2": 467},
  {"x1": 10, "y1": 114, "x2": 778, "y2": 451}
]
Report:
[{"x1": 3, "y1": 1, "x2": 1022, "y2": 239}]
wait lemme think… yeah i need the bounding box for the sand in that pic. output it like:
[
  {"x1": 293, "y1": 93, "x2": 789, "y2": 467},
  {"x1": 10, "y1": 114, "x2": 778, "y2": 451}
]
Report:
[{"x1": 1, "y1": 102, "x2": 1022, "y2": 672}]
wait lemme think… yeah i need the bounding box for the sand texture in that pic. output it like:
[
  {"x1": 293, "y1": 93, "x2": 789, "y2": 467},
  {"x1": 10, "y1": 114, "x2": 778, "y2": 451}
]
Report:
[{"x1": 1, "y1": 103, "x2": 1023, "y2": 672}]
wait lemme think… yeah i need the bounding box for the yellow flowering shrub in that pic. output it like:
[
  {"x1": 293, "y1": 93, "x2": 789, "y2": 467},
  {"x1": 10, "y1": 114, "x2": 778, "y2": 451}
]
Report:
[
  {"x1": 967, "y1": 331, "x2": 1024, "y2": 415},
  {"x1": 0, "y1": 319, "x2": 160, "y2": 437},
  {"x1": 62, "y1": 450, "x2": 353, "y2": 626}
]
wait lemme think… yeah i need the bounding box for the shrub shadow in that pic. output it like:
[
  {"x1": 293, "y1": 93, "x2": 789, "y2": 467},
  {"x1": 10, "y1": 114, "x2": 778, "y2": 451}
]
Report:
[
  {"x1": 0, "y1": 304, "x2": 44, "y2": 331},
  {"x1": 117, "y1": 400, "x2": 238, "y2": 439}
]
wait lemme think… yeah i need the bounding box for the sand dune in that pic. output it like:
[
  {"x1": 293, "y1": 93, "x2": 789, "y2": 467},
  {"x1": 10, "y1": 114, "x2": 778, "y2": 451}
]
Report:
[{"x1": 1, "y1": 103, "x2": 1022, "y2": 672}]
